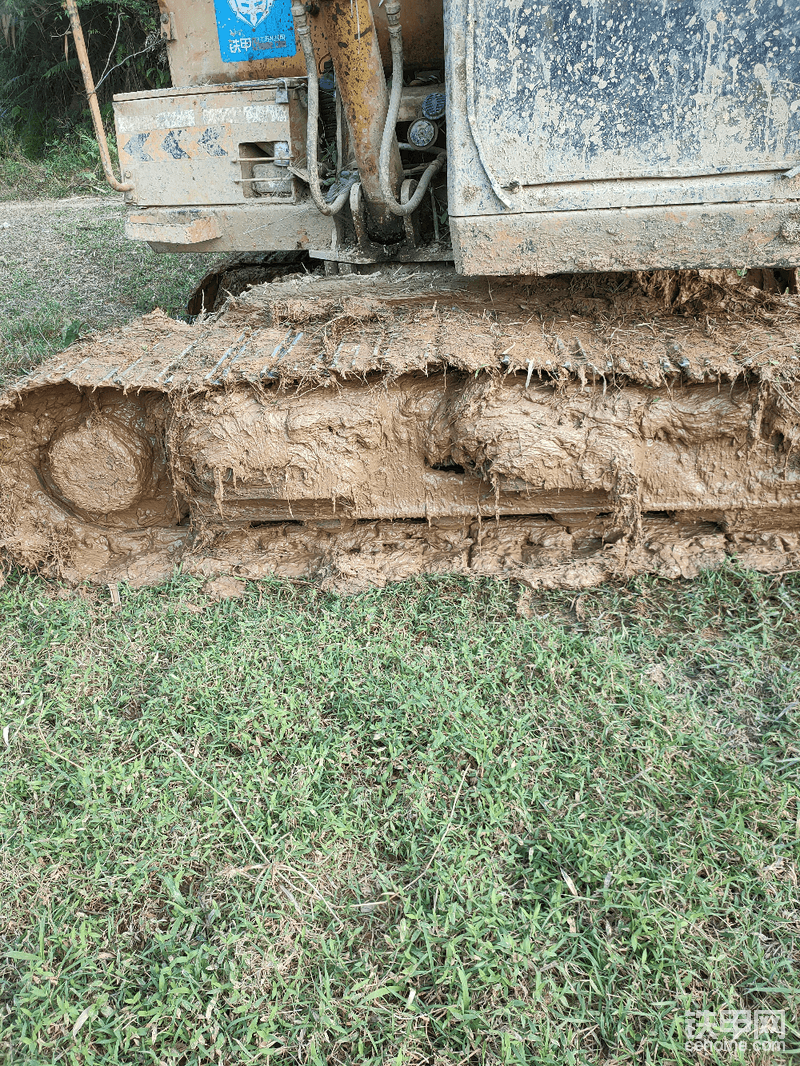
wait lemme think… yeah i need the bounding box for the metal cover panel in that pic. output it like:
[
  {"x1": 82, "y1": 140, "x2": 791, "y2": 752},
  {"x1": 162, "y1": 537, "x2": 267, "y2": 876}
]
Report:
[
  {"x1": 456, "y1": 0, "x2": 800, "y2": 202},
  {"x1": 114, "y1": 86, "x2": 292, "y2": 208}
]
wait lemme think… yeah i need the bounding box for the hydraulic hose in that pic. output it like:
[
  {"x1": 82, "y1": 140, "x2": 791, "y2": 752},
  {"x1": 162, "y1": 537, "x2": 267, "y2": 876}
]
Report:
[
  {"x1": 64, "y1": 0, "x2": 133, "y2": 193},
  {"x1": 379, "y1": 0, "x2": 447, "y2": 217},
  {"x1": 291, "y1": 1, "x2": 350, "y2": 216}
]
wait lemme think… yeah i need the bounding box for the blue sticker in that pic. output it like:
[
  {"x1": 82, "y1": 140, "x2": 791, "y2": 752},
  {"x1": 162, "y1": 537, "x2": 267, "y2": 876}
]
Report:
[{"x1": 214, "y1": 0, "x2": 297, "y2": 63}]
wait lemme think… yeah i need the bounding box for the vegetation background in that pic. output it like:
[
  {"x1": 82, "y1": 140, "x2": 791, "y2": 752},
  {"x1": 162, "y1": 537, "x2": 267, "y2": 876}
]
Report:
[{"x1": 0, "y1": 0, "x2": 167, "y2": 198}]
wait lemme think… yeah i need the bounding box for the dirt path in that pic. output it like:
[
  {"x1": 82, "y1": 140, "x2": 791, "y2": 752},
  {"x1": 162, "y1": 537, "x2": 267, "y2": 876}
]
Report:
[
  {"x1": 0, "y1": 197, "x2": 221, "y2": 385},
  {"x1": 0, "y1": 197, "x2": 125, "y2": 324},
  {"x1": 0, "y1": 194, "x2": 120, "y2": 216}
]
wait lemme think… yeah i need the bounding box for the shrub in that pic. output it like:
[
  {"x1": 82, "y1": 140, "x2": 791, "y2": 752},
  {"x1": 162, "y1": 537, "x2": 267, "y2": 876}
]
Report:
[{"x1": 0, "y1": 0, "x2": 168, "y2": 155}]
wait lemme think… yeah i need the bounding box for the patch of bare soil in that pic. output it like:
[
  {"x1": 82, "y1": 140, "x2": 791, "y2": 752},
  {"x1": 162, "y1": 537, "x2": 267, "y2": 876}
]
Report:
[{"x1": 203, "y1": 575, "x2": 247, "y2": 600}]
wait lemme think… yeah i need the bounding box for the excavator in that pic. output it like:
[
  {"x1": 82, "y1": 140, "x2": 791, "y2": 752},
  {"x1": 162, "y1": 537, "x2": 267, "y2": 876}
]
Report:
[{"x1": 3, "y1": 0, "x2": 800, "y2": 588}]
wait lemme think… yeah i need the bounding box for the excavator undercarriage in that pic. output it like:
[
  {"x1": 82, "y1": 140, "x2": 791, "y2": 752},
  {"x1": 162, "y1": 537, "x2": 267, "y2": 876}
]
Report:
[
  {"x1": 4, "y1": 270, "x2": 800, "y2": 589},
  {"x1": 3, "y1": 0, "x2": 800, "y2": 587}
]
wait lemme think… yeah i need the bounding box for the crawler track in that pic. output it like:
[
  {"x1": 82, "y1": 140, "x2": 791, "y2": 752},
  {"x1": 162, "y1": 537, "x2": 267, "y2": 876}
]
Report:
[{"x1": 3, "y1": 268, "x2": 800, "y2": 589}]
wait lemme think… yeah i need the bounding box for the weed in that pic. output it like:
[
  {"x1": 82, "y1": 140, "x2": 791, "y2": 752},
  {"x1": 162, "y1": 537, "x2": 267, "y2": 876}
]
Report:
[
  {"x1": 0, "y1": 126, "x2": 118, "y2": 201},
  {"x1": 0, "y1": 298, "x2": 82, "y2": 380}
]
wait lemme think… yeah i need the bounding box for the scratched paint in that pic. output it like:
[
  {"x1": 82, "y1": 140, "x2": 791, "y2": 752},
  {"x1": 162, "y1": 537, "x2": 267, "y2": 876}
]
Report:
[
  {"x1": 116, "y1": 108, "x2": 196, "y2": 133},
  {"x1": 119, "y1": 127, "x2": 234, "y2": 164},
  {"x1": 203, "y1": 104, "x2": 287, "y2": 125},
  {"x1": 464, "y1": 0, "x2": 800, "y2": 190}
]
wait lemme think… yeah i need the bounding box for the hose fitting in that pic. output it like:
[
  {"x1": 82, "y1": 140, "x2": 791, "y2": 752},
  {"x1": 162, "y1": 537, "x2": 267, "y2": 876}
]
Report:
[
  {"x1": 291, "y1": 0, "x2": 350, "y2": 216},
  {"x1": 378, "y1": 0, "x2": 446, "y2": 217}
]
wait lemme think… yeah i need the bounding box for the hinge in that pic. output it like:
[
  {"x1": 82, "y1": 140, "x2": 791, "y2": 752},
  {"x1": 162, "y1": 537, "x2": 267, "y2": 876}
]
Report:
[{"x1": 159, "y1": 11, "x2": 177, "y2": 41}]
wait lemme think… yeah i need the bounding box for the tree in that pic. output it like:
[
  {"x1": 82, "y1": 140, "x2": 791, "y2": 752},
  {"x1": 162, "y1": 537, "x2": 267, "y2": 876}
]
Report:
[{"x1": 0, "y1": 0, "x2": 167, "y2": 151}]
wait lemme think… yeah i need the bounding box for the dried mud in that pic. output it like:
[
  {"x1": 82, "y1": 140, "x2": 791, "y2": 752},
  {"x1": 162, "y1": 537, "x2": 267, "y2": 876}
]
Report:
[{"x1": 3, "y1": 267, "x2": 800, "y2": 591}]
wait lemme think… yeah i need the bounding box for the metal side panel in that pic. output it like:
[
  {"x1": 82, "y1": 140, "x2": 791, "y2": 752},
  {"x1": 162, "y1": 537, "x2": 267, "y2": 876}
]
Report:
[
  {"x1": 450, "y1": 201, "x2": 800, "y2": 275},
  {"x1": 114, "y1": 83, "x2": 296, "y2": 208},
  {"x1": 445, "y1": 0, "x2": 800, "y2": 270},
  {"x1": 446, "y1": 0, "x2": 800, "y2": 214},
  {"x1": 477, "y1": 0, "x2": 800, "y2": 187}
]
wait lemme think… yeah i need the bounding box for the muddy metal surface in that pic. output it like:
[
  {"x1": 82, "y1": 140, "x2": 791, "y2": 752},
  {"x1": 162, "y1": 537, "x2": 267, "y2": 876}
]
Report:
[{"x1": 3, "y1": 267, "x2": 800, "y2": 590}]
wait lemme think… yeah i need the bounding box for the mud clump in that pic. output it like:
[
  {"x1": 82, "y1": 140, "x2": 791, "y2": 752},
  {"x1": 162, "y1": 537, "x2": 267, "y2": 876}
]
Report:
[{"x1": 203, "y1": 575, "x2": 247, "y2": 600}]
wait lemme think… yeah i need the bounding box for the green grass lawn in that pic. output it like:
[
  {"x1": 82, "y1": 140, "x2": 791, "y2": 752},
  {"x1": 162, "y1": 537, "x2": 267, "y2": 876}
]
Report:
[{"x1": 1, "y1": 568, "x2": 798, "y2": 1064}]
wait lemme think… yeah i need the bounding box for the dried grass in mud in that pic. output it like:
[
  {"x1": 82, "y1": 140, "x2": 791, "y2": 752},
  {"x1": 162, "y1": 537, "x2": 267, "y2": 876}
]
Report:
[{"x1": 3, "y1": 266, "x2": 800, "y2": 590}]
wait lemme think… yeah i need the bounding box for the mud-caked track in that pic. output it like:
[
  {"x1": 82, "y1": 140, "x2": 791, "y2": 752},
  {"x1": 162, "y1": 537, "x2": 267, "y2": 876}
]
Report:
[{"x1": 3, "y1": 268, "x2": 800, "y2": 589}]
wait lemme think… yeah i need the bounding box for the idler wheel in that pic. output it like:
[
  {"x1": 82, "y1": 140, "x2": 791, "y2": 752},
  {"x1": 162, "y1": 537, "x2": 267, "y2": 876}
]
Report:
[{"x1": 48, "y1": 414, "x2": 154, "y2": 515}]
